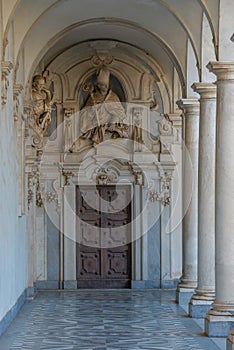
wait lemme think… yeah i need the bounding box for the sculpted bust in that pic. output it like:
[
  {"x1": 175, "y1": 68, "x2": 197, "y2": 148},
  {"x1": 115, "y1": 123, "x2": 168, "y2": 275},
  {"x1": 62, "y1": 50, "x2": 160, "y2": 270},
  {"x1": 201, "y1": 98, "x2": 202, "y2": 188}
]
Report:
[{"x1": 79, "y1": 68, "x2": 128, "y2": 144}]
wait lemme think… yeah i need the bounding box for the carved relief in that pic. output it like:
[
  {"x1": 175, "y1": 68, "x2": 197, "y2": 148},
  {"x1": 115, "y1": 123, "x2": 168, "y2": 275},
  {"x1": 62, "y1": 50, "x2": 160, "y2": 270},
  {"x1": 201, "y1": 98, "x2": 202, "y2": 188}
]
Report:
[
  {"x1": 158, "y1": 114, "x2": 174, "y2": 154},
  {"x1": 64, "y1": 108, "x2": 74, "y2": 152},
  {"x1": 91, "y1": 54, "x2": 114, "y2": 67},
  {"x1": 129, "y1": 163, "x2": 143, "y2": 186},
  {"x1": 13, "y1": 84, "x2": 23, "y2": 121},
  {"x1": 1, "y1": 61, "x2": 13, "y2": 106},
  {"x1": 158, "y1": 114, "x2": 173, "y2": 136},
  {"x1": 80, "y1": 67, "x2": 129, "y2": 145},
  {"x1": 63, "y1": 169, "x2": 74, "y2": 186},
  {"x1": 150, "y1": 89, "x2": 159, "y2": 111},
  {"x1": 147, "y1": 185, "x2": 170, "y2": 206},
  {"x1": 27, "y1": 166, "x2": 41, "y2": 209},
  {"x1": 29, "y1": 75, "x2": 53, "y2": 148},
  {"x1": 147, "y1": 171, "x2": 172, "y2": 207},
  {"x1": 94, "y1": 166, "x2": 118, "y2": 185},
  {"x1": 132, "y1": 107, "x2": 144, "y2": 151}
]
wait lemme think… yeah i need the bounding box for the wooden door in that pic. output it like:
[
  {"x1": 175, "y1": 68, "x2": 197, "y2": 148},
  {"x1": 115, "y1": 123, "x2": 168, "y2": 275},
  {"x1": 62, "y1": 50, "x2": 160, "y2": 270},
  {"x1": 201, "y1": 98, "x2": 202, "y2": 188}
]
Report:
[{"x1": 76, "y1": 185, "x2": 131, "y2": 288}]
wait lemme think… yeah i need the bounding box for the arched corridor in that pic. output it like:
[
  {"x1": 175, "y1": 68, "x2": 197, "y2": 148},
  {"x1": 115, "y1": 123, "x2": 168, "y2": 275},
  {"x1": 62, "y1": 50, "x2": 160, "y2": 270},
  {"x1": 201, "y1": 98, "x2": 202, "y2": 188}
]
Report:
[{"x1": 1, "y1": 1, "x2": 234, "y2": 349}]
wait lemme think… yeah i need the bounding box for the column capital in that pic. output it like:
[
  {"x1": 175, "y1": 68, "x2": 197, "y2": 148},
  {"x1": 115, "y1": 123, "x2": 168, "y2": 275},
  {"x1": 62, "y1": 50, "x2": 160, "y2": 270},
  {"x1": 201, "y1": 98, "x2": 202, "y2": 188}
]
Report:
[
  {"x1": 176, "y1": 98, "x2": 199, "y2": 116},
  {"x1": 207, "y1": 61, "x2": 234, "y2": 80},
  {"x1": 191, "y1": 82, "x2": 216, "y2": 100}
]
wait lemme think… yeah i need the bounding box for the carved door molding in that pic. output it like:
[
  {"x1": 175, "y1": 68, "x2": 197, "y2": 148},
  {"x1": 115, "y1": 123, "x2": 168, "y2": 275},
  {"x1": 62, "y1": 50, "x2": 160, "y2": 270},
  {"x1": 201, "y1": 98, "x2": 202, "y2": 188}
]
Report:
[{"x1": 76, "y1": 185, "x2": 131, "y2": 288}]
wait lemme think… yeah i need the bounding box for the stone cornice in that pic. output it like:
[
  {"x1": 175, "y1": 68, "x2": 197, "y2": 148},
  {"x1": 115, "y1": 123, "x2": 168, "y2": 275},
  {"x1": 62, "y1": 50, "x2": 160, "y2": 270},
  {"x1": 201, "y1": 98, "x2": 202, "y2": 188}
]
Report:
[
  {"x1": 207, "y1": 61, "x2": 234, "y2": 80},
  {"x1": 176, "y1": 98, "x2": 199, "y2": 116},
  {"x1": 191, "y1": 82, "x2": 216, "y2": 100}
]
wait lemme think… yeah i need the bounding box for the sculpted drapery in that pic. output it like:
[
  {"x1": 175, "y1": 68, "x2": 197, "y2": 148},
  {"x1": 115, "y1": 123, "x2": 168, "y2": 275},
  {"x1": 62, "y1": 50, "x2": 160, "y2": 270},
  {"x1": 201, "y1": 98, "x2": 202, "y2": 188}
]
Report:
[{"x1": 79, "y1": 68, "x2": 128, "y2": 144}]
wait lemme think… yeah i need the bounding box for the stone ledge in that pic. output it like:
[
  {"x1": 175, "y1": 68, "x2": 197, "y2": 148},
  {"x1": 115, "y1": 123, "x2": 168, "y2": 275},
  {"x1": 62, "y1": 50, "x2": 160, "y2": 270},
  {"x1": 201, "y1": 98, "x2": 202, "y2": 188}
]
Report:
[
  {"x1": 131, "y1": 280, "x2": 161, "y2": 289},
  {"x1": 36, "y1": 280, "x2": 61, "y2": 289},
  {"x1": 205, "y1": 313, "x2": 234, "y2": 337},
  {"x1": 176, "y1": 287, "x2": 195, "y2": 305},
  {"x1": 189, "y1": 300, "x2": 213, "y2": 318}
]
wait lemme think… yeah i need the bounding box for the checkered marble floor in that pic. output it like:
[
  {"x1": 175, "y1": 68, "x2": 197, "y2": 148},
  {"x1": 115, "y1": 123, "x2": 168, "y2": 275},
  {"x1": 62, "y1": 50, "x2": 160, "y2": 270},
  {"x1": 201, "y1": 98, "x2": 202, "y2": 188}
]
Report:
[{"x1": 0, "y1": 290, "x2": 224, "y2": 350}]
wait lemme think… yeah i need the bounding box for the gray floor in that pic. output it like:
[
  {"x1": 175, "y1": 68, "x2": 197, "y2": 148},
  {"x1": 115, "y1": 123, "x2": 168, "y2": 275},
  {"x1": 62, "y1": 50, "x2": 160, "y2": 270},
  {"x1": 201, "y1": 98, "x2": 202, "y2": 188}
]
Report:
[{"x1": 0, "y1": 290, "x2": 226, "y2": 350}]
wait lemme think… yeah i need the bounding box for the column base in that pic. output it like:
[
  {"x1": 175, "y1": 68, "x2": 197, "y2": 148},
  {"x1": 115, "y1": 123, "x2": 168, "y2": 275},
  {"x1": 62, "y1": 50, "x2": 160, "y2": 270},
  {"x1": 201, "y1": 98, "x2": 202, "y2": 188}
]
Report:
[
  {"x1": 176, "y1": 287, "x2": 195, "y2": 306},
  {"x1": 205, "y1": 310, "x2": 234, "y2": 337},
  {"x1": 63, "y1": 280, "x2": 77, "y2": 289},
  {"x1": 227, "y1": 329, "x2": 234, "y2": 350},
  {"x1": 176, "y1": 280, "x2": 196, "y2": 305},
  {"x1": 189, "y1": 292, "x2": 215, "y2": 318}
]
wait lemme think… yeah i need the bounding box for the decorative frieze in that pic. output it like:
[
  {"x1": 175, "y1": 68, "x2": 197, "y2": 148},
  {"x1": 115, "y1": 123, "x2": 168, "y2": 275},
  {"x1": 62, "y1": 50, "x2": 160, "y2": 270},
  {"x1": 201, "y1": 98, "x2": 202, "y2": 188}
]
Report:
[{"x1": 1, "y1": 61, "x2": 13, "y2": 106}]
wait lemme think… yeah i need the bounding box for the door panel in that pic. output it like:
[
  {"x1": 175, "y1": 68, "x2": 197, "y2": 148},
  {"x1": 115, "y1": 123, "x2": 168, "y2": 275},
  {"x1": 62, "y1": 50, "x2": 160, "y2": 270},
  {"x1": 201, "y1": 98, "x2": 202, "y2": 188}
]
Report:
[{"x1": 76, "y1": 185, "x2": 131, "y2": 288}]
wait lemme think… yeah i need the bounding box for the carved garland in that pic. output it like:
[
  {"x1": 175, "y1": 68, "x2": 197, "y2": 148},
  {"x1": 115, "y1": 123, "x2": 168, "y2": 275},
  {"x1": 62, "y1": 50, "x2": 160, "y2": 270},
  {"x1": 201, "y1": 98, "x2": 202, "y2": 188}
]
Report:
[{"x1": 147, "y1": 171, "x2": 172, "y2": 206}]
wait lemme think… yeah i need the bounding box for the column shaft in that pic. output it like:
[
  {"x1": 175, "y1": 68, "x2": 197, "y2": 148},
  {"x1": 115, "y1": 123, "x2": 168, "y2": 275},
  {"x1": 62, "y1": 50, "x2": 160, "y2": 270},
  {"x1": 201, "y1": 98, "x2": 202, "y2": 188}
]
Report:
[
  {"x1": 189, "y1": 83, "x2": 216, "y2": 318},
  {"x1": 176, "y1": 99, "x2": 199, "y2": 305},
  {"x1": 63, "y1": 184, "x2": 77, "y2": 289},
  {"x1": 205, "y1": 62, "x2": 234, "y2": 337}
]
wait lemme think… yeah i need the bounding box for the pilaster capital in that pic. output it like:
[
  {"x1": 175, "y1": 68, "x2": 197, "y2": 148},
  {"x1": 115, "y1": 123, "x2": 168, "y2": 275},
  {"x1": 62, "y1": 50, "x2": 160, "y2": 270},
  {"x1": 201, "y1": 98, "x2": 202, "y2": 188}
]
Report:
[
  {"x1": 191, "y1": 82, "x2": 216, "y2": 100},
  {"x1": 176, "y1": 98, "x2": 199, "y2": 116},
  {"x1": 206, "y1": 61, "x2": 234, "y2": 81}
]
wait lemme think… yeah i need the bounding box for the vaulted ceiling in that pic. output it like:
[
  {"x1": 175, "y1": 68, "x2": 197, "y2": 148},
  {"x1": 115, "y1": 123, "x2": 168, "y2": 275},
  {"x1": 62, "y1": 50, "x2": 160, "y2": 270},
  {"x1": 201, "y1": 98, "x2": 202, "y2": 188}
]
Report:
[{"x1": 1, "y1": 0, "x2": 219, "y2": 96}]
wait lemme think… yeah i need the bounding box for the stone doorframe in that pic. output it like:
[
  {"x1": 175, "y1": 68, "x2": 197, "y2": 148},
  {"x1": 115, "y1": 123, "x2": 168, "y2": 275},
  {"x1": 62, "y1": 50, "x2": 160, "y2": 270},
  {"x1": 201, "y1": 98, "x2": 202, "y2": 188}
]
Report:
[{"x1": 60, "y1": 152, "x2": 177, "y2": 289}]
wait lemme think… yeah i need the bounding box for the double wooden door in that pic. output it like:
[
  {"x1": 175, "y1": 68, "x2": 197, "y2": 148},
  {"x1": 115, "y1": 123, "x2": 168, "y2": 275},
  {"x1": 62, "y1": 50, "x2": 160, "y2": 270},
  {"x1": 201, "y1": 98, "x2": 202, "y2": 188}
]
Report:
[{"x1": 76, "y1": 185, "x2": 131, "y2": 288}]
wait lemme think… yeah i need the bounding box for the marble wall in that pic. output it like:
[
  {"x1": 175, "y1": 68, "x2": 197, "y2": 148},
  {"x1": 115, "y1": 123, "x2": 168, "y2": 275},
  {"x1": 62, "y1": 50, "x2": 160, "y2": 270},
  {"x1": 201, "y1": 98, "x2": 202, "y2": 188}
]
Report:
[{"x1": 0, "y1": 77, "x2": 28, "y2": 322}]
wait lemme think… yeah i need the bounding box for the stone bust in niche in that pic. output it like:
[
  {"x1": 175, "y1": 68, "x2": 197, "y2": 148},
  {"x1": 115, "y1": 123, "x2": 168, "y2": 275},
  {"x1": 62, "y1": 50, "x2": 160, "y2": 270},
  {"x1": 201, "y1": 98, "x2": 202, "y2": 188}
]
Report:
[{"x1": 79, "y1": 67, "x2": 129, "y2": 144}]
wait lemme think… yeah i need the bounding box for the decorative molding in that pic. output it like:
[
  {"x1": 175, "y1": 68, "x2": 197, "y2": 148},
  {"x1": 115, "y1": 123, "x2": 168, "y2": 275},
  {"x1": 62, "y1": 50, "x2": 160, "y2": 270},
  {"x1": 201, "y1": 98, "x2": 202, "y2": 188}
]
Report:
[
  {"x1": 150, "y1": 89, "x2": 159, "y2": 110},
  {"x1": 27, "y1": 166, "x2": 39, "y2": 209},
  {"x1": 128, "y1": 163, "x2": 143, "y2": 185},
  {"x1": 147, "y1": 171, "x2": 172, "y2": 206},
  {"x1": 64, "y1": 108, "x2": 74, "y2": 152},
  {"x1": 28, "y1": 75, "x2": 54, "y2": 148},
  {"x1": 63, "y1": 169, "x2": 74, "y2": 186},
  {"x1": 158, "y1": 114, "x2": 174, "y2": 154},
  {"x1": 91, "y1": 54, "x2": 114, "y2": 67},
  {"x1": 1, "y1": 61, "x2": 13, "y2": 106},
  {"x1": 13, "y1": 84, "x2": 23, "y2": 121},
  {"x1": 132, "y1": 107, "x2": 144, "y2": 150},
  {"x1": 147, "y1": 185, "x2": 170, "y2": 206},
  {"x1": 158, "y1": 114, "x2": 173, "y2": 136},
  {"x1": 94, "y1": 166, "x2": 118, "y2": 185}
]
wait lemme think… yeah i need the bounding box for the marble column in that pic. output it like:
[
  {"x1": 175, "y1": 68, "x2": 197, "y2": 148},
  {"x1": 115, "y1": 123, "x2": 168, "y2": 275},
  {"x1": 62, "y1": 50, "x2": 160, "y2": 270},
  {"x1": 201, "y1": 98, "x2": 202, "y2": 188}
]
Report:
[
  {"x1": 176, "y1": 99, "x2": 200, "y2": 306},
  {"x1": 63, "y1": 182, "x2": 77, "y2": 289},
  {"x1": 189, "y1": 83, "x2": 216, "y2": 318},
  {"x1": 205, "y1": 62, "x2": 234, "y2": 337}
]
